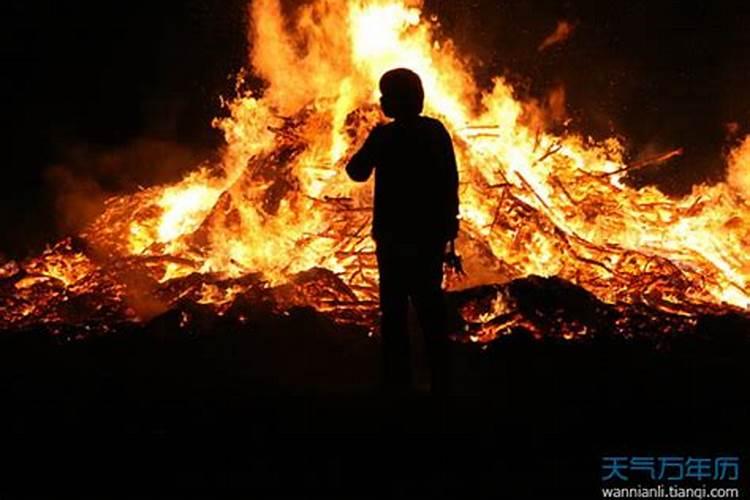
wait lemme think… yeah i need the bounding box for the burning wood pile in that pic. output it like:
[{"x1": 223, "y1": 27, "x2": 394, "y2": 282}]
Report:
[{"x1": 2, "y1": 0, "x2": 750, "y2": 346}]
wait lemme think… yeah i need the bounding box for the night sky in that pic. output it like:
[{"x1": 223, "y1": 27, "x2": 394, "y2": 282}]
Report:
[{"x1": 2, "y1": 0, "x2": 750, "y2": 258}]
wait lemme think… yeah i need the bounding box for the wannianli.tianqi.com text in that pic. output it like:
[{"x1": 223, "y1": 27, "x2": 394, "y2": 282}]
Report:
[{"x1": 601, "y1": 485, "x2": 741, "y2": 498}]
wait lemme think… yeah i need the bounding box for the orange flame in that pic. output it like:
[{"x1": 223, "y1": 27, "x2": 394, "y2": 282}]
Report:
[
  {"x1": 538, "y1": 20, "x2": 576, "y2": 52},
  {"x1": 728, "y1": 136, "x2": 750, "y2": 201},
  {"x1": 6, "y1": 0, "x2": 750, "y2": 332}
]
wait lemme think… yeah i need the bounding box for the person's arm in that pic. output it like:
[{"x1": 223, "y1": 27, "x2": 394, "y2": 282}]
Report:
[
  {"x1": 439, "y1": 124, "x2": 460, "y2": 240},
  {"x1": 345, "y1": 126, "x2": 383, "y2": 182}
]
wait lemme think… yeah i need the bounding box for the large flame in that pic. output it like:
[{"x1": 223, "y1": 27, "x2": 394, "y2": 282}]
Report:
[{"x1": 4, "y1": 0, "x2": 750, "y2": 336}]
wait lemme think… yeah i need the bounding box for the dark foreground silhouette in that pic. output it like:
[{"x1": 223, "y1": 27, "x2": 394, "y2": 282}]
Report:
[
  {"x1": 0, "y1": 305, "x2": 748, "y2": 497},
  {"x1": 346, "y1": 68, "x2": 459, "y2": 393}
]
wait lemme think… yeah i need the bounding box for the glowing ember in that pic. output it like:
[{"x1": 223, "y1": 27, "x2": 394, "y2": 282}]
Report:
[{"x1": 2, "y1": 0, "x2": 750, "y2": 340}]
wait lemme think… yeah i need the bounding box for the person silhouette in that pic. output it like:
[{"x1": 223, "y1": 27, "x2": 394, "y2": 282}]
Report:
[{"x1": 346, "y1": 68, "x2": 459, "y2": 395}]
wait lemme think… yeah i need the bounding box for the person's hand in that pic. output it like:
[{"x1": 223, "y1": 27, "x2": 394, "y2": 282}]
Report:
[{"x1": 444, "y1": 240, "x2": 466, "y2": 277}]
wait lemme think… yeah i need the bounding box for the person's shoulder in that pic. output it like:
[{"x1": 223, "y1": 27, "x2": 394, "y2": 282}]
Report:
[
  {"x1": 419, "y1": 115, "x2": 448, "y2": 131},
  {"x1": 419, "y1": 115, "x2": 444, "y2": 127},
  {"x1": 419, "y1": 116, "x2": 451, "y2": 138},
  {"x1": 364, "y1": 123, "x2": 390, "y2": 146},
  {"x1": 369, "y1": 121, "x2": 394, "y2": 138}
]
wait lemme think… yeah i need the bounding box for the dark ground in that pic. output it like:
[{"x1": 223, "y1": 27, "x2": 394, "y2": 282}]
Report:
[{"x1": 0, "y1": 304, "x2": 748, "y2": 497}]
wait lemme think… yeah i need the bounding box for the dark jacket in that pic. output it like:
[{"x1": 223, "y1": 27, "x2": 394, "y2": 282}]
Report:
[{"x1": 345, "y1": 116, "x2": 459, "y2": 244}]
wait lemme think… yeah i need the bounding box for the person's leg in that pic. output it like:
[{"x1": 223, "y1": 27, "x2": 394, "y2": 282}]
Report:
[
  {"x1": 376, "y1": 244, "x2": 411, "y2": 393},
  {"x1": 409, "y1": 242, "x2": 451, "y2": 396}
]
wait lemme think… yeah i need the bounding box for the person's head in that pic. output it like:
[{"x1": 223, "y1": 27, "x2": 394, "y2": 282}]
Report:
[{"x1": 379, "y1": 68, "x2": 424, "y2": 119}]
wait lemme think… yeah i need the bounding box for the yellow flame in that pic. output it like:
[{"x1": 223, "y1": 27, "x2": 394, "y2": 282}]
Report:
[{"x1": 69, "y1": 0, "x2": 750, "y2": 316}]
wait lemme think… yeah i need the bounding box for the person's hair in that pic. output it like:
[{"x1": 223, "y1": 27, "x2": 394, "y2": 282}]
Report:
[{"x1": 379, "y1": 68, "x2": 424, "y2": 118}]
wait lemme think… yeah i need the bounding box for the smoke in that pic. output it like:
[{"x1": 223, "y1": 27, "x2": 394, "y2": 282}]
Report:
[
  {"x1": 44, "y1": 138, "x2": 209, "y2": 236},
  {"x1": 520, "y1": 85, "x2": 568, "y2": 132},
  {"x1": 43, "y1": 165, "x2": 110, "y2": 236}
]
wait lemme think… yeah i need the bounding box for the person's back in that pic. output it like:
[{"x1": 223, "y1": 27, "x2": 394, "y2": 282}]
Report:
[
  {"x1": 350, "y1": 116, "x2": 458, "y2": 244},
  {"x1": 345, "y1": 68, "x2": 459, "y2": 395}
]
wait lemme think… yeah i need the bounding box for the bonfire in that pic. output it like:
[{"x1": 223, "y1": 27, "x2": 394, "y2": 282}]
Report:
[{"x1": 3, "y1": 0, "x2": 750, "y2": 344}]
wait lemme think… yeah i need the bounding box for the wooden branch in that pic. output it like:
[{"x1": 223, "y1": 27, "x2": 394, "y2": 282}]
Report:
[
  {"x1": 535, "y1": 143, "x2": 562, "y2": 164},
  {"x1": 551, "y1": 176, "x2": 579, "y2": 205},
  {"x1": 598, "y1": 148, "x2": 683, "y2": 177},
  {"x1": 515, "y1": 171, "x2": 552, "y2": 212}
]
